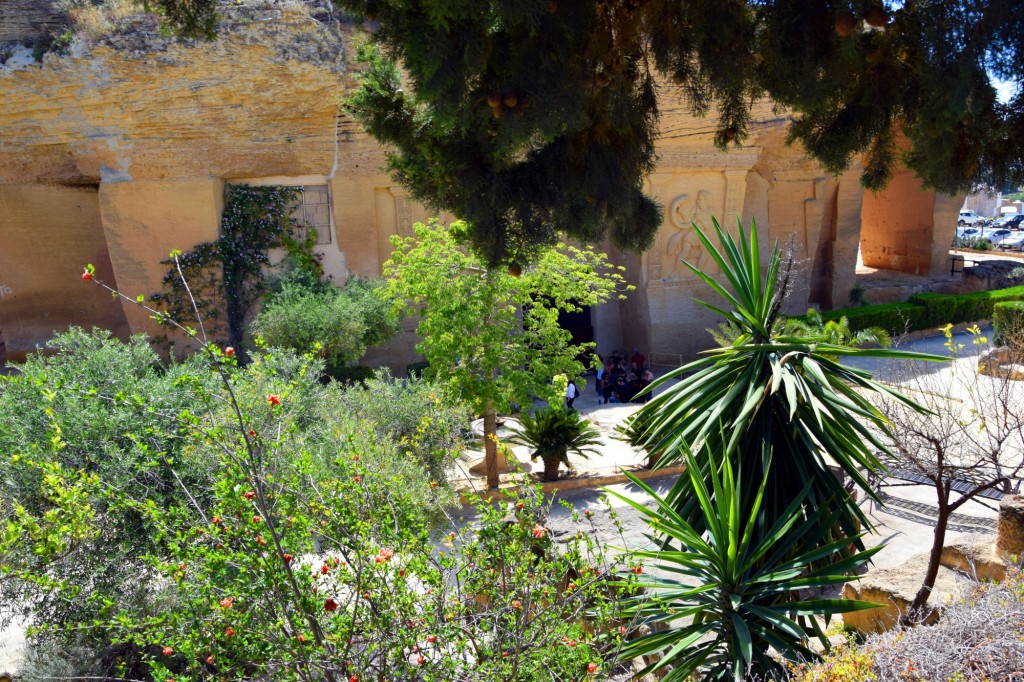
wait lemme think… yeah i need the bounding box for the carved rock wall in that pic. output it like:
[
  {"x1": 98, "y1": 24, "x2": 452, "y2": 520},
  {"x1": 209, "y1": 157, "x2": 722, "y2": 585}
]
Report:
[
  {"x1": 0, "y1": 4, "x2": 349, "y2": 357},
  {"x1": 861, "y1": 161, "x2": 963, "y2": 277},
  {"x1": 0, "y1": 183, "x2": 130, "y2": 359},
  {"x1": 0, "y1": 7, "x2": 966, "y2": 368}
]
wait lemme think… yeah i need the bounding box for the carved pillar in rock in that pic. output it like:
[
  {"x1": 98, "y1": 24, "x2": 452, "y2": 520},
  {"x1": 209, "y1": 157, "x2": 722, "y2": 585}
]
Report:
[
  {"x1": 929, "y1": 193, "x2": 965, "y2": 276},
  {"x1": 0, "y1": 184, "x2": 130, "y2": 359},
  {"x1": 99, "y1": 178, "x2": 223, "y2": 350},
  {"x1": 831, "y1": 170, "x2": 864, "y2": 309},
  {"x1": 806, "y1": 177, "x2": 837, "y2": 309},
  {"x1": 723, "y1": 169, "x2": 748, "y2": 226}
]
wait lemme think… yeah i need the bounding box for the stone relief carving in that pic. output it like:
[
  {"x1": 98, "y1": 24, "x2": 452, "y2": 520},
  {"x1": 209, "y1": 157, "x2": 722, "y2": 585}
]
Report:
[{"x1": 663, "y1": 189, "x2": 717, "y2": 278}]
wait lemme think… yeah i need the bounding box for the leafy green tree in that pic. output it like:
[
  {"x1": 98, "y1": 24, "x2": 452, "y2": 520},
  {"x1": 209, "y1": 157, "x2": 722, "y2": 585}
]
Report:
[
  {"x1": 3, "y1": 278, "x2": 637, "y2": 682},
  {"x1": 147, "y1": 1, "x2": 1024, "y2": 264},
  {"x1": 384, "y1": 219, "x2": 629, "y2": 488},
  {"x1": 155, "y1": 2, "x2": 1024, "y2": 263}
]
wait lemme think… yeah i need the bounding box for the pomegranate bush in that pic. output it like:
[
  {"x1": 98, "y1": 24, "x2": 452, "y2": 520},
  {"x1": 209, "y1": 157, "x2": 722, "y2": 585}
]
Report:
[{"x1": 2, "y1": 272, "x2": 635, "y2": 681}]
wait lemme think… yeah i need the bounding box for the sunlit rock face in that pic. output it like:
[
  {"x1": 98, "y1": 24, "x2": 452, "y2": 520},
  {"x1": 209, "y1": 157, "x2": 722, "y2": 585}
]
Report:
[{"x1": 0, "y1": 2, "x2": 960, "y2": 365}]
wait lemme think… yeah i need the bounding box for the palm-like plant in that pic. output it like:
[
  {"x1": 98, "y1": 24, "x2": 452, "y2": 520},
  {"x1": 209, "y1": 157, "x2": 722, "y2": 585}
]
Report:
[
  {"x1": 625, "y1": 218, "x2": 938, "y2": 549},
  {"x1": 780, "y1": 308, "x2": 892, "y2": 352},
  {"x1": 511, "y1": 407, "x2": 602, "y2": 481},
  {"x1": 609, "y1": 447, "x2": 881, "y2": 682}
]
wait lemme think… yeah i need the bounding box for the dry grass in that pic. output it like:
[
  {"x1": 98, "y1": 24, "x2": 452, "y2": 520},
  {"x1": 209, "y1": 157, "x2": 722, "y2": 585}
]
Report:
[
  {"x1": 61, "y1": 0, "x2": 150, "y2": 42},
  {"x1": 788, "y1": 568, "x2": 1024, "y2": 682}
]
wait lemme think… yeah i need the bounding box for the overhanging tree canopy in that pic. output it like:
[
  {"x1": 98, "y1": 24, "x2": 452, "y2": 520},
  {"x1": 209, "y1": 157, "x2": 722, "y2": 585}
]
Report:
[{"x1": 156, "y1": 0, "x2": 1024, "y2": 265}]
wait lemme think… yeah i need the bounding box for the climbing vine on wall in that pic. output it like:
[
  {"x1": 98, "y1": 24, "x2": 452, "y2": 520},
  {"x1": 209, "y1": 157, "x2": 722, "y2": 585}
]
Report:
[{"x1": 151, "y1": 184, "x2": 319, "y2": 351}]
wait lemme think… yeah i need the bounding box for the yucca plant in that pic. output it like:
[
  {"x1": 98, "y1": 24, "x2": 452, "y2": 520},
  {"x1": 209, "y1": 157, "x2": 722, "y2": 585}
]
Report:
[
  {"x1": 511, "y1": 406, "x2": 602, "y2": 481},
  {"x1": 624, "y1": 218, "x2": 939, "y2": 552},
  {"x1": 608, "y1": 446, "x2": 881, "y2": 682}
]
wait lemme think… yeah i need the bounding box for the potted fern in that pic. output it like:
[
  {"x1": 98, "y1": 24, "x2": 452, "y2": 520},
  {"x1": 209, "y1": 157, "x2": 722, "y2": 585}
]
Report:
[{"x1": 512, "y1": 407, "x2": 602, "y2": 481}]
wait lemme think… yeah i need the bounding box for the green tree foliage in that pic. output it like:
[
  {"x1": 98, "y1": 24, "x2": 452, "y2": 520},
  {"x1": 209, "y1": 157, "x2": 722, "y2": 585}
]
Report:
[
  {"x1": 384, "y1": 219, "x2": 629, "y2": 487},
  {"x1": 250, "y1": 271, "x2": 398, "y2": 376},
  {"x1": 146, "y1": 1, "x2": 1024, "y2": 263},
  {"x1": 0, "y1": 328, "x2": 465, "y2": 643},
  {"x1": 1, "y1": 326, "x2": 634, "y2": 682},
  {"x1": 334, "y1": 368, "x2": 471, "y2": 485}
]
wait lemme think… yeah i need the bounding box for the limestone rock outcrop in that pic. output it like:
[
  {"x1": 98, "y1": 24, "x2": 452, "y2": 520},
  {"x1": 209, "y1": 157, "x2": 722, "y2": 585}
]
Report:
[
  {"x1": 0, "y1": 0, "x2": 64, "y2": 43},
  {"x1": 841, "y1": 556, "x2": 962, "y2": 633},
  {"x1": 0, "y1": 0, "x2": 965, "y2": 366}
]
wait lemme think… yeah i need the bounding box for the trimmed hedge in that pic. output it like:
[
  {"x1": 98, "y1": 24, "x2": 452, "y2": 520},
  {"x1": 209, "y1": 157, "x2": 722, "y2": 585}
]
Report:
[
  {"x1": 992, "y1": 301, "x2": 1024, "y2": 347},
  {"x1": 818, "y1": 302, "x2": 928, "y2": 335},
  {"x1": 807, "y1": 285, "x2": 1024, "y2": 335},
  {"x1": 909, "y1": 285, "x2": 1024, "y2": 328}
]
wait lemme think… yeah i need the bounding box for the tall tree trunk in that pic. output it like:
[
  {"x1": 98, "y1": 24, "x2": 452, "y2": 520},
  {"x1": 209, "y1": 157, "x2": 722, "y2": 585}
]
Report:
[
  {"x1": 483, "y1": 400, "x2": 499, "y2": 489},
  {"x1": 907, "y1": 486, "x2": 951, "y2": 620}
]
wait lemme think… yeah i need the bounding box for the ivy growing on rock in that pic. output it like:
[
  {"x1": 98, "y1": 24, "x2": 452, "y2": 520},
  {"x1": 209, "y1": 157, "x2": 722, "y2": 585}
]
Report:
[{"x1": 151, "y1": 184, "x2": 317, "y2": 353}]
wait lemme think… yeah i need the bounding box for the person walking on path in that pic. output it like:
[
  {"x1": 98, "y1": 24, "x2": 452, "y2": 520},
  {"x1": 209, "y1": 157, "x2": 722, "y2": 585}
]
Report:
[{"x1": 565, "y1": 379, "x2": 579, "y2": 410}]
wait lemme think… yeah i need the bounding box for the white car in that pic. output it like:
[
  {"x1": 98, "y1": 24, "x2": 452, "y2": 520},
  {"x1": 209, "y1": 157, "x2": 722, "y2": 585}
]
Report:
[
  {"x1": 955, "y1": 226, "x2": 982, "y2": 240},
  {"x1": 982, "y1": 228, "x2": 1014, "y2": 246},
  {"x1": 998, "y1": 231, "x2": 1024, "y2": 251},
  {"x1": 959, "y1": 210, "x2": 985, "y2": 226}
]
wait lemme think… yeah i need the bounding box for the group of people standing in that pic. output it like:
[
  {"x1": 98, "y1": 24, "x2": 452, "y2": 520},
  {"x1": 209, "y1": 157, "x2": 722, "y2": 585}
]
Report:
[{"x1": 595, "y1": 348, "x2": 654, "y2": 405}]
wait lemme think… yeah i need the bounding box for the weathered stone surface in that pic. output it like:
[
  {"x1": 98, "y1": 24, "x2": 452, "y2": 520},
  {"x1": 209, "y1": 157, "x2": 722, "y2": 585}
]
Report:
[
  {"x1": 996, "y1": 494, "x2": 1024, "y2": 559},
  {"x1": 841, "y1": 555, "x2": 963, "y2": 633},
  {"x1": 0, "y1": 0, "x2": 63, "y2": 43},
  {"x1": 0, "y1": 2, "x2": 969, "y2": 367},
  {"x1": 940, "y1": 535, "x2": 1012, "y2": 582},
  {"x1": 978, "y1": 347, "x2": 1024, "y2": 381},
  {"x1": 0, "y1": 183, "x2": 130, "y2": 359}
]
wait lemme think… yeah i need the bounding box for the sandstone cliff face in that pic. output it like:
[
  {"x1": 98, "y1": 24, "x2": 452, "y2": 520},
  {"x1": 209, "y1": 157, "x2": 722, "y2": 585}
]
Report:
[
  {"x1": 0, "y1": 2, "x2": 346, "y2": 184},
  {"x1": 0, "y1": 0, "x2": 64, "y2": 43},
  {"x1": 0, "y1": 2, "x2": 961, "y2": 365},
  {"x1": 0, "y1": 1, "x2": 350, "y2": 359}
]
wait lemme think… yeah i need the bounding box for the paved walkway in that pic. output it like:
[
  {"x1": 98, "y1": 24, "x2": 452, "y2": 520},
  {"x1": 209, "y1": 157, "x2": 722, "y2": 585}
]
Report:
[{"x1": 455, "y1": 326, "x2": 1018, "y2": 576}]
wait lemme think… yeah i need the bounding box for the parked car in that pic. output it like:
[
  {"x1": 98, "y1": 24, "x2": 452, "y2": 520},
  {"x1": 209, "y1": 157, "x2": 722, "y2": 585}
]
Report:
[
  {"x1": 959, "y1": 209, "x2": 985, "y2": 226},
  {"x1": 955, "y1": 226, "x2": 982, "y2": 239},
  {"x1": 994, "y1": 214, "x2": 1024, "y2": 229},
  {"x1": 997, "y1": 231, "x2": 1024, "y2": 251},
  {"x1": 982, "y1": 228, "x2": 1014, "y2": 246}
]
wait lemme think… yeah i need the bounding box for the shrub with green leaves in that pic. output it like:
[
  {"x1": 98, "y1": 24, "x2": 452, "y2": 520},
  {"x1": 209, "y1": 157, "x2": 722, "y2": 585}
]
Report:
[
  {"x1": 1, "y1": 326, "x2": 634, "y2": 682},
  {"x1": 0, "y1": 328, "x2": 218, "y2": 629},
  {"x1": 909, "y1": 286, "x2": 1024, "y2": 329},
  {"x1": 335, "y1": 369, "x2": 470, "y2": 485},
  {"x1": 0, "y1": 328, "x2": 449, "y2": 653},
  {"x1": 511, "y1": 406, "x2": 603, "y2": 482},
  {"x1": 610, "y1": 450, "x2": 879, "y2": 681},
  {"x1": 621, "y1": 219, "x2": 934, "y2": 680},
  {"x1": 992, "y1": 300, "x2": 1024, "y2": 348},
  {"x1": 250, "y1": 273, "x2": 398, "y2": 377}
]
